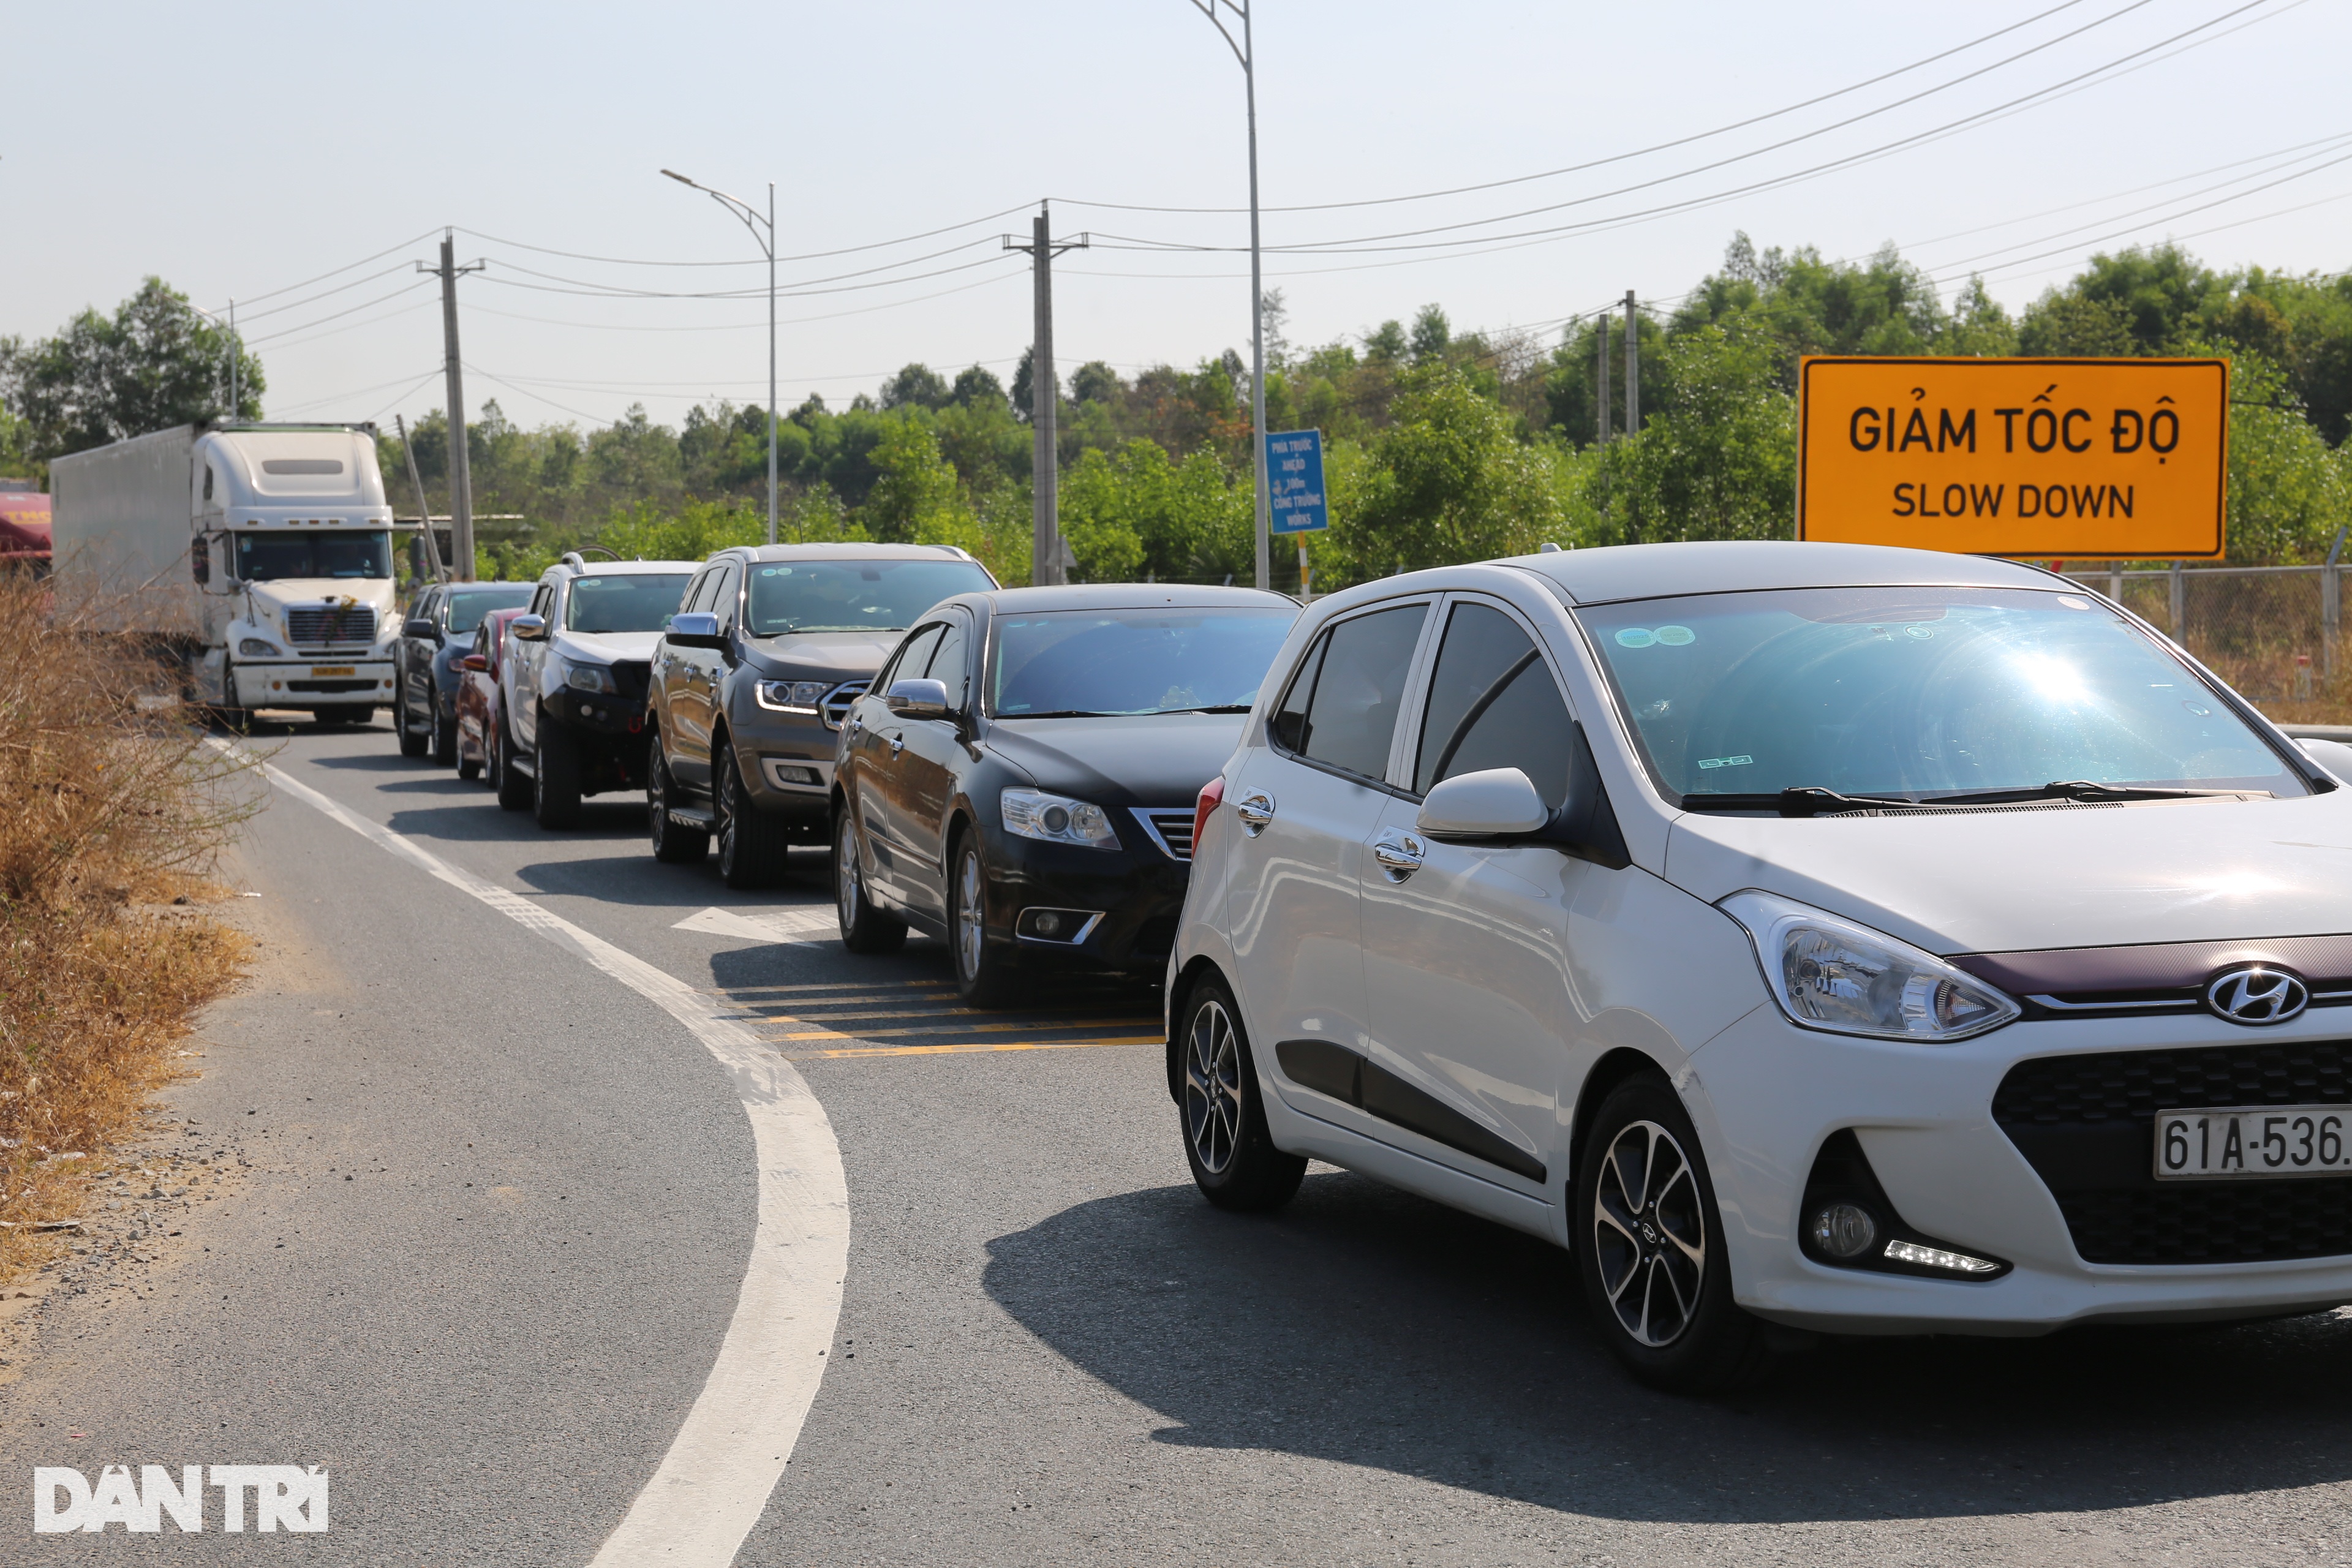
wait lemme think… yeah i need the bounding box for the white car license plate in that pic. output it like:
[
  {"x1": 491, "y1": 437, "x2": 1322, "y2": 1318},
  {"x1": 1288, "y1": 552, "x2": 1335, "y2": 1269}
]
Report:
[
  {"x1": 2154, "y1": 1105, "x2": 2352, "y2": 1180},
  {"x1": 311, "y1": 666, "x2": 356, "y2": 677}
]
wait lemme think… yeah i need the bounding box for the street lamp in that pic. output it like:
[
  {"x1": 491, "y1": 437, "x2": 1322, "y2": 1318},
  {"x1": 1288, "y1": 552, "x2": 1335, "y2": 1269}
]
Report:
[
  {"x1": 663, "y1": 168, "x2": 779, "y2": 546},
  {"x1": 1188, "y1": 0, "x2": 1270, "y2": 592}
]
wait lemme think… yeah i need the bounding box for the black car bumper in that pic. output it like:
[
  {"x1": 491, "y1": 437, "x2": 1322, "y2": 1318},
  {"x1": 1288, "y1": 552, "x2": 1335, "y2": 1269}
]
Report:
[{"x1": 979, "y1": 821, "x2": 1189, "y2": 974}]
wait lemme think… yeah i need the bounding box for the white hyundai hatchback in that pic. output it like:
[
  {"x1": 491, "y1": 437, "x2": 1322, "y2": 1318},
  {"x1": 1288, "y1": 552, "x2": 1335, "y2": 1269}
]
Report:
[{"x1": 1167, "y1": 540, "x2": 2352, "y2": 1390}]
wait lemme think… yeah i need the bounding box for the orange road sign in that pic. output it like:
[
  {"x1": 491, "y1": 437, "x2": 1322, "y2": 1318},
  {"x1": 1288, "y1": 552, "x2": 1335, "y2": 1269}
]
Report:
[{"x1": 1796, "y1": 357, "x2": 2229, "y2": 559}]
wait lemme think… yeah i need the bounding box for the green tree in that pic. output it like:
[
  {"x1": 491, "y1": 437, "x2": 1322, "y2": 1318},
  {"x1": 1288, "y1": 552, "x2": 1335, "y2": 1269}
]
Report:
[
  {"x1": 861, "y1": 418, "x2": 970, "y2": 545},
  {"x1": 1583, "y1": 320, "x2": 1795, "y2": 546},
  {"x1": 880, "y1": 363, "x2": 951, "y2": 410},
  {"x1": 1, "y1": 277, "x2": 263, "y2": 458}
]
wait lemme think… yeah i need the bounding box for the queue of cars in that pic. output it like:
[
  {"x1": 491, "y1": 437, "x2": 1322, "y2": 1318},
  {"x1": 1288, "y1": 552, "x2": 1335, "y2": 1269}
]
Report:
[{"x1": 386, "y1": 536, "x2": 2352, "y2": 1390}]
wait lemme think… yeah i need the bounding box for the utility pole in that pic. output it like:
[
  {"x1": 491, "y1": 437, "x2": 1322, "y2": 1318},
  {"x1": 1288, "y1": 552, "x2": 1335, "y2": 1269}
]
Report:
[
  {"x1": 418, "y1": 232, "x2": 484, "y2": 581},
  {"x1": 1004, "y1": 206, "x2": 1088, "y2": 585},
  {"x1": 228, "y1": 301, "x2": 239, "y2": 420},
  {"x1": 1596, "y1": 311, "x2": 1610, "y2": 445},
  {"x1": 1624, "y1": 290, "x2": 1640, "y2": 440}
]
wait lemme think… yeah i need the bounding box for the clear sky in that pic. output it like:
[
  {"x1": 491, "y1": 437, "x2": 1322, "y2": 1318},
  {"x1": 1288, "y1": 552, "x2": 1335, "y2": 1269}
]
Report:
[{"x1": 7, "y1": 0, "x2": 2345, "y2": 434}]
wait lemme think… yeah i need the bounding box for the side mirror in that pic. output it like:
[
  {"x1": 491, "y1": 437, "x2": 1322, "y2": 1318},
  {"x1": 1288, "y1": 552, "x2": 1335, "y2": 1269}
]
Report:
[
  {"x1": 511, "y1": 614, "x2": 548, "y2": 642},
  {"x1": 459, "y1": 653, "x2": 489, "y2": 673},
  {"x1": 402, "y1": 617, "x2": 435, "y2": 639},
  {"x1": 190, "y1": 537, "x2": 211, "y2": 586},
  {"x1": 665, "y1": 611, "x2": 726, "y2": 650},
  {"x1": 884, "y1": 677, "x2": 951, "y2": 720},
  {"x1": 1417, "y1": 767, "x2": 1548, "y2": 839},
  {"x1": 2299, "y1": 736, "x2": 2352, "y2": 786}
]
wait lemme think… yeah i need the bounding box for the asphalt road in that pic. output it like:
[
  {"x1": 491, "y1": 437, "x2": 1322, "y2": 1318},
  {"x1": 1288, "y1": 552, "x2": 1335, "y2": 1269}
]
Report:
[{"x1": 9, "y1": 714, "x2": 2352, "y2": 1565}]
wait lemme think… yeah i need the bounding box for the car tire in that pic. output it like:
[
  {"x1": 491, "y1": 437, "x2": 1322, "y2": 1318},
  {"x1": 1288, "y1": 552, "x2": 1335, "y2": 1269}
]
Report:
[
  {"x1": 1178, "y1": 974, "x2": 1306, "y2": 1212},
  {"x1": 1575, "y1": 1072, "x2": 1772, "y2": 1395},
  {"x1": 456, "y1": 740, "x2": 482, "y2": 782},
  {"x1": 396, "y1": 684, "x2": 428, "y2": 757},
  {"x1": 649, "y1": 737, "x2": 709, "y2": 864},
  {"x1": 948, "y1": 832, "x2": 1022, "y2": 1008},
  {"x1": 533, "y1": 720, "x2": 584, "y2": 829},
  {"x1": 835, "y1": 806, "x2": 906, "y2": 954},
  {"x1": 715, "y1": 741, "x2": 790, "y2": 889},
  {"x1": 431, "y1": 701, "x2": 458, "y2": 765},
  {"x1": 493, "y1": 717, "x2": 531, "y2": 811}
]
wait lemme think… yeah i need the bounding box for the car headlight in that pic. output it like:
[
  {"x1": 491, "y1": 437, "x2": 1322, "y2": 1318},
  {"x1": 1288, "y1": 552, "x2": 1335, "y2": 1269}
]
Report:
[
  {"x1": 1719, "y1": 890, "x2": 2019, "y2": 1042},
  {"x1": 238, "y1": 637, "x2": 284, "y2": 658},
  {"x1": 754, "y1": 679, "x2": 832, "y2": 713},
  {"x1": 1001, "y1": 787, "x2": 1119, "y2": 850},
  {"x1": 562, "y1": 660, "x2": 617, "y2": 694}
]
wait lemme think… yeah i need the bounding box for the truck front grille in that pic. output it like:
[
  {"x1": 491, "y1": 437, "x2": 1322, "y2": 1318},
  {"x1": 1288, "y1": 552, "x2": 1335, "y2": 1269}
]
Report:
[{"x1": 285, "y1": 606, "x2": 376, "y2": 645}]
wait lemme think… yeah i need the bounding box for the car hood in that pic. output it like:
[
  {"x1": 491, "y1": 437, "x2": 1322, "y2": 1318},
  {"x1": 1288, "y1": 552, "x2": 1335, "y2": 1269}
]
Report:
[
  {"x1": 1662, "y1": 791, "x2": 2352, "y2": 956},
  {"x1": 982, "y1": 713, "x2": 1244, "y2": 808},
  {"x1": 739, "y1": 630, "x2": 901, "y2": 680},
  {"x1": 552, "y1": 630, "x2": 661, "y2": 665}
]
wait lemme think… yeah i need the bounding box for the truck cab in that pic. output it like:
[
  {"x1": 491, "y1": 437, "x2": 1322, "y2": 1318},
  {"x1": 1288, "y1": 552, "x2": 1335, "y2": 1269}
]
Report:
[{"x1": 191, "y1": 427, "x2": 401, "y2": 724}]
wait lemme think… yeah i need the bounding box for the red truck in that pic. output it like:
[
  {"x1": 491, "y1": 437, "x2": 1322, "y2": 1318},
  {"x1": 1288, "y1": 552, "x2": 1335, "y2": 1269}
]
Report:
[{"x1": 0, "y1": 480, "x2": 51, "y2": 575}]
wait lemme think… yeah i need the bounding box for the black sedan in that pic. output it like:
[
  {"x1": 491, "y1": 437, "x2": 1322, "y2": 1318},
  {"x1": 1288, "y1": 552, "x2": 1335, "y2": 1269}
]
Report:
[{"x1": 832, "y1": 583, "x2": 1298, "y2": 1005}]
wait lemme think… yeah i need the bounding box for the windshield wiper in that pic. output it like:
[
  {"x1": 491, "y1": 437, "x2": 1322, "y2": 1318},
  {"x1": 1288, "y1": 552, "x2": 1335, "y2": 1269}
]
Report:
[
  {"x1": 1000, "y1": 709, "x2": 1117, "y2": 719},
  {"x1": 1681, "y1": 780, "x2": 2257, "y2": 817},
  {"x1": 1165, "y1": 704, "x2": 1254, "y2": 714}
]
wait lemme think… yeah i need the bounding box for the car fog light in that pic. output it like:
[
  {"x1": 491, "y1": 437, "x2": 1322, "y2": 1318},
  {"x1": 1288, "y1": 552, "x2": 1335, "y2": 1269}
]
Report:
[
  {"x1": 1035, "y1": 912, "x2": 1062, "y2": 936},
  {"x1": 1810, "y1": 1202, "x2": 1877, "y2": 1259},
  {"x1": 1883, "y1": 1238, "x2": 2001, "y2": 1275}
]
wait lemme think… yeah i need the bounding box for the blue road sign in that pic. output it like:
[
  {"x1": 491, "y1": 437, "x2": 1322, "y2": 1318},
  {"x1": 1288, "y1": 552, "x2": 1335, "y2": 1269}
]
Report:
[{"x1": 1265, "y1": 429, "x2": 1329, "y2": 535}]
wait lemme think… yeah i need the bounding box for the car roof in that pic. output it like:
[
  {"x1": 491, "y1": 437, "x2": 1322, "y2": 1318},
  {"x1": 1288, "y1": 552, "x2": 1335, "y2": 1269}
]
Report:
[
  {"x1": 543, "y1": 558, "x2": 698, "y2": 581},
  {"x1": 1504, "y1": 540, "x2": 2060, "y2": 605},
  {"x1": 960, "y1": 583, "x2": 1296, "y2": 614},
  {"x1": 723, "y1": 543, "x2": 978, "y2": 564}
]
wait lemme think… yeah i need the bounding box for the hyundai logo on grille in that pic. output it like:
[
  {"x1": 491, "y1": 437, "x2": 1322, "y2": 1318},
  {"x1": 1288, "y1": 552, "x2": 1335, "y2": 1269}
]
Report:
[{"x1": 2203, "y1": 966, "x2": 2310, "y2": 1025}]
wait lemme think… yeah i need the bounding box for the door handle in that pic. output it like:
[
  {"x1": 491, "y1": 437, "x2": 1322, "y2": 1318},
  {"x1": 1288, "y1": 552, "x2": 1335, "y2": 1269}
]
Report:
[
  {"x1": 1235, "y1": 790, "x2": 1275, "y2": 837},
  {"x1": 887, "y1": 731, "x2": 904, "y2": 759},
  {"x1": 1372, "y1": 830, "x2": 1427, "y2": 882}
]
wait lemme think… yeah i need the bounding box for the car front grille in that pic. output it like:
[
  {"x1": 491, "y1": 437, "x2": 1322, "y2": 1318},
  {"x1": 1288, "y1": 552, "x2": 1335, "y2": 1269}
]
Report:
[
  {"x1": 1994, "y1": 1043, "x2": 2352, "y2": 1265},
  {"x1": 611, "y1": 661, "x2": 650, "y2": 702},
  {"x1": 1134, "y1": 809, "x2": 1195, "y2": 861},
  {"x1": 821, "y1": 680, "x2": 867, "y2": 731},
  {"x1": 285, "y1": 605, "x2": 375, "y2": 645}
]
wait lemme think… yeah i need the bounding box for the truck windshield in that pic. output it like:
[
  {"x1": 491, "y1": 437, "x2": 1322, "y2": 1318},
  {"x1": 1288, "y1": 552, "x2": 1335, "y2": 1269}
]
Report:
[
  {"x1": 745, "y1": 559, "x2": 994, "y2": 636},
  {"x1": 988, "y1": 607, "x2": 1298, "y2": 717},
  {"x1": 444, "y1": 584, "x2": 533, "y2": 633},
  {"x1": 1577, "y1": 585, "x2": 2302, "y2": 803},
  {"x1": 235, "y1": 530, "x2": 391, "y2": 581},
  {"x1": 564, "y1": 574, "x2": 692, "y2": 634}
]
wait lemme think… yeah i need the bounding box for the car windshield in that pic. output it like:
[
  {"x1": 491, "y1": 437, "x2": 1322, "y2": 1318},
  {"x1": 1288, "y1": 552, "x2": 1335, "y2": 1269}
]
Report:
[
  {"x1": 564, "y1": 574, "x2": 691, "y2": 634},
  {"x1": 235, "y1": 530, "x2": 391, "y2": 581},
  {"x1": 445, "y1": 584, "x2": 533, "y2": 633},
  {"x1": 988, "y1": 607, "x2": 1298, "y2": 717},
  {"x1": 1578, "y1": 585, "x2": 2301, "y2": 802},
  {"x1": 745, "y1": 559, "x2": 993, "y2": 635}
]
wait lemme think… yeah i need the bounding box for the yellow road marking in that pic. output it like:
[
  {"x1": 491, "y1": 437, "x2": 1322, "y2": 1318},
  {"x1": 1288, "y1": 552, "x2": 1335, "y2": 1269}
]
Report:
[
  {"x1": 756, "y1": 1002, "x2": 1150, "y2": 1025},
  {"x1": 766, "y1": 1016, "x2": 1155, "y2": 1042},
  {"x1": 705, "y1": 979, "x2": 949, "y2": 995},
  {"x1": 729, "y1": 992, "x2": 959, "y2": 1011},
  {"x1": 786, "y1": 1035, "x2": 1161, "y2": 1060}
]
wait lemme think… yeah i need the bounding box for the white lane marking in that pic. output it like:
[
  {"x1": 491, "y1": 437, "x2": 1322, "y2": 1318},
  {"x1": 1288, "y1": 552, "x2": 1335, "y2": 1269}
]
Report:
[
  {"x1": 246, "y1": 757, "x2": 847, "y2": 1566},
  {"x1": 674, "y1": 905, "x2": 840, "y2": 944}
]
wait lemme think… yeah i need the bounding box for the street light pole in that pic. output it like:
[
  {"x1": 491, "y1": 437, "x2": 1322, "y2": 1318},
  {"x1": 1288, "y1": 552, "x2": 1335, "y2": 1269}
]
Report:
[
  {"x1": 1190, "y1": 0, "x2": 1270, "y2": 592},
  {"x1": 665, "y1": 168, "x2": 779, "y2": 545}
]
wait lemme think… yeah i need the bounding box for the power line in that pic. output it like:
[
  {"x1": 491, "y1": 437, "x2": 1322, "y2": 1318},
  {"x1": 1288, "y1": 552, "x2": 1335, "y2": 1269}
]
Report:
[
  {"x1": 1057, "y1": 0, "x2": 2113, "y2": 216},
  {"x1": 232, "y1": 261, "x2": 423, "y2": 325},
  {"x1": 243, "y1": 279, "x2": 439, "y2": 346},
  {"x1": 453, "y1": 200, "x2": 1038, "y2": 269},
  {"x1": 470, "y1": 251, "x2": 1020, "y2": 304},
  {"x1": 214, "y1": 227, "x2": 443, "y2": 311},
  {"x1": 475, "y1": 236, "x2": 1005, "y2": 300},
  {"x1": 456, "y1": 268, "x2": 1025, "y2": 334}
]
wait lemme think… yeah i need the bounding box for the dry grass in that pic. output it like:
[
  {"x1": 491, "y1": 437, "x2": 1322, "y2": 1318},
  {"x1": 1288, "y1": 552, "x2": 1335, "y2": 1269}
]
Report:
[{"x1": 0, "y1": 571, "x2": 257, "y2": 1281}]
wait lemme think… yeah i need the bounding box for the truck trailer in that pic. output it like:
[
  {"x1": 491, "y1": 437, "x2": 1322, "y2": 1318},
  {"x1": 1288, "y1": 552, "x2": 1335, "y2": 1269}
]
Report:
[{"x1": 48, "y1": 423, "x2": 399, "y2": 723}]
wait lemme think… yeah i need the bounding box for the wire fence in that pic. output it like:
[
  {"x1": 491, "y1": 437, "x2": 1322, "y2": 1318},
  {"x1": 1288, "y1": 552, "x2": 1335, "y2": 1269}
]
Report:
[{"x1": 2062, "y1": 564, "x2": 2351, "y2": 725}]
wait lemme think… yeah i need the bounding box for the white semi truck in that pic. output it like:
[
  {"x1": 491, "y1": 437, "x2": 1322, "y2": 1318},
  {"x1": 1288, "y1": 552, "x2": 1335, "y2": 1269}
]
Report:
[{"x1": 49, "y1": 423, "x2": 401, "y2": 723}]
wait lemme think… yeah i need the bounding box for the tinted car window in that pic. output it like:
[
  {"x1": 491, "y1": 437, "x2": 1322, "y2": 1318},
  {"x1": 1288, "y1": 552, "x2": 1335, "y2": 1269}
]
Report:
[
  {"x1": 1277, "y1": 604, "x2": 1427, "y2": 781},
  {"x1": 444, "y1": 584, "x2": 533, "y2": 635},
  {"x1": 927, "y1": 620, "x2": 970, "y2": 710},
  {"x1": 563, "y1": 574, "x2": 692, "y2": 633},
  {"x1": 987, "y1": 608, "x2": 1296, "y2": 718},
  {"x1": 883, "y1": 624, "x2": 946, "y2": 692},
  {"x1": 1414, "y1": 602, "x2": 1577, "y2": 808},
  {"x1": 746, "y1": 560, "x2": 992, "y2": 636},
  {"x1": 1578, "y1": 585, "x2": 2301, "y2": 800},
  {"x1": 236, "y1": 530, "x2": 391, "y2": 581}
]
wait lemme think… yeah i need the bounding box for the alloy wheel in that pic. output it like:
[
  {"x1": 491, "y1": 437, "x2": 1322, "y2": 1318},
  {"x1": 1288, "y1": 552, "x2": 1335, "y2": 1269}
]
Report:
[
  {"x1": 837, "y1": 816, "x2": 862, "y2": 928},
  {"x1": 1183, "y1": 998, "x2": 1243, "y2": 1175},
  {"x1": 1591, "y1": 1119, "x2": 1707, "y2": 1348},
  {"x1": 954, "y1": 847, "x2": 986, "y2": 981}
]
